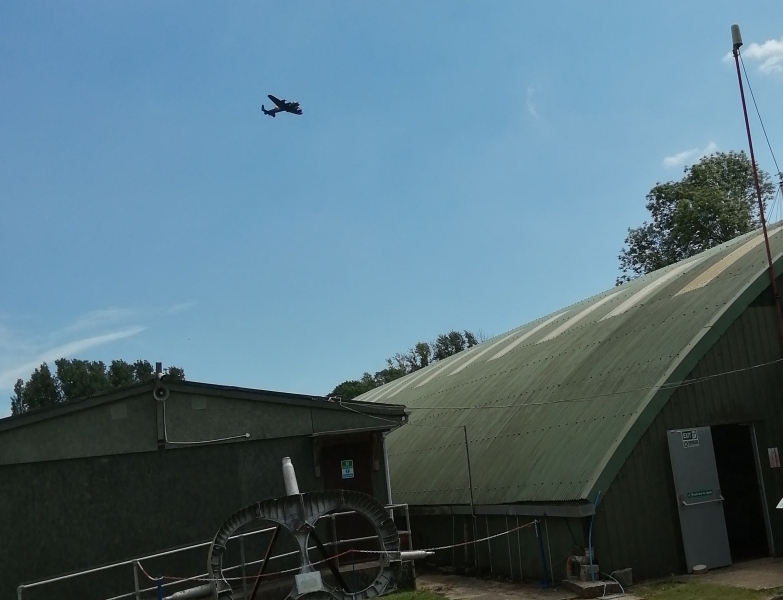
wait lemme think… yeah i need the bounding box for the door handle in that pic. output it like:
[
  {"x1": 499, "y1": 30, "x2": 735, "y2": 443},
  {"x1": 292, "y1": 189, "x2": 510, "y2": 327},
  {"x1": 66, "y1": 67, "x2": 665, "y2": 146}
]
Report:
[{"x1": 681, "y1": 496, "x2": 725, "y2": 507}]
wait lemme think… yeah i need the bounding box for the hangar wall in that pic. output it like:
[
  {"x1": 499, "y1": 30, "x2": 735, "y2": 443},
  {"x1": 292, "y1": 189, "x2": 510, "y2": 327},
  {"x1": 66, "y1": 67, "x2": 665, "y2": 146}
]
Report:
[
  {"x1": 408, "y1": 511, "x2": 585, "y2": 584},
  {"x1": 592, "y1": 286, "x2": 783, "y2": 581},
  {"x1": 404, "y1": 285, "x2": 783, "y2": 584}
]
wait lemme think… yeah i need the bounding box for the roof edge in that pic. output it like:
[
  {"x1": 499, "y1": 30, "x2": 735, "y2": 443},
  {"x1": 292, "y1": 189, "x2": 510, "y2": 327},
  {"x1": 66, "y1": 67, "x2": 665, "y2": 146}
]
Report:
[
  {"x1": 0, "y1": 381, "x2": 156, "y2": 432},
  {"x1": 0, "y1": 379, "x2": 407, "y2": 433}
]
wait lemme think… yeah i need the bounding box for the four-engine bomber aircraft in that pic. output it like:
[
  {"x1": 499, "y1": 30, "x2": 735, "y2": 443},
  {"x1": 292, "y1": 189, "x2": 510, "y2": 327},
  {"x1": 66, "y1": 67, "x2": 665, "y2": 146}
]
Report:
[{"x1": 262, "y1": 95, "x2": 302, "y2": 118}]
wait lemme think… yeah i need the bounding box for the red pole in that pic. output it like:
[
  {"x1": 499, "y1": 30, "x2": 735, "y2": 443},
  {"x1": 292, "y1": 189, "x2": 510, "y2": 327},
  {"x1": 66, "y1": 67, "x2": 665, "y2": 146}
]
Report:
[{"x1": 732, "y1": 28, "x2": 783, "y2": 353}]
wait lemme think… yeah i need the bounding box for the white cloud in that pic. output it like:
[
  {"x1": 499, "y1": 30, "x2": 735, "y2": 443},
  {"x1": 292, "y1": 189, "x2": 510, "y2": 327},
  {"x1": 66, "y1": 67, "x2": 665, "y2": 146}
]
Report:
[
  {"x1": 62, "y1": 307, "x2": 139, "y2": 334},
  {"x1": 166, "y1": 301, "x2": 197, "y2": 315},
  {"x1": 663, "y1": 148, "x2": 698, "y2": 168},
  {"x1": 526, "y1": 87, "x2": 539, "y2": 120},
  {"x1": 0, "y1": 301, "x2": 195, "y2": 409},
  {"x1": 0, "y1": 327, "x2": 146, "y2": 389},
  {"x1": 663, "y1": 141, "x2": 718, "y2": 168},
  {"x1": 724, "y1": 36, "x2": 783, "y2": 74},
  {"x1": 746, "y1": 37, "x2": 783, "y2": 74}
]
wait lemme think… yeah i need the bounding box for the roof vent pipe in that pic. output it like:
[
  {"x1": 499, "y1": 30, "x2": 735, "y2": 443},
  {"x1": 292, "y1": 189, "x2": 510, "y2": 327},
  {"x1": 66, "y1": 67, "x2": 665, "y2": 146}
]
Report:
[{"x1": 282, "y1": 457, "x2": 300, "y2": 496}]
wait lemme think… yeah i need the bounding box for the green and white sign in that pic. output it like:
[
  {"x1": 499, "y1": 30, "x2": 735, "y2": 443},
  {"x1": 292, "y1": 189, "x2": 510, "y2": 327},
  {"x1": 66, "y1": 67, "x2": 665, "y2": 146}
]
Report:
[
  {"x1": 341, "y1": 459, "x2": 354, "y2": 479},
  {"x1": 686, "y1": 490, "x2": 713, "y2": 499}
]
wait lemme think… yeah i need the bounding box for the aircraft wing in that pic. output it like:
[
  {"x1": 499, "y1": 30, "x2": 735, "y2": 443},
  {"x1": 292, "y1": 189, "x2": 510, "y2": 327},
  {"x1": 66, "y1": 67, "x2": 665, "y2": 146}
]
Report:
[{"x1": 268, "y1": 95, "x2": 285, "y2": 108}]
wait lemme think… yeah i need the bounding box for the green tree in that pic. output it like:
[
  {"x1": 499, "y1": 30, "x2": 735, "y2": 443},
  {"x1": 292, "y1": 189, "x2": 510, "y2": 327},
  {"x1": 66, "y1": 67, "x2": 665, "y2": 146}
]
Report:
[
  {"x1": 433, "y1": 330, "x2": 479, "y2": 360},
  {"x1": 165, "y1": 366, "x2": 186, "y2": 381},
  {"x1": 329, "y1": 330, "x2": 482, "y2": 401},
  {"x1": 330, "y1": 374, "x2": 378, "y2": 402},
  {"x1": 388, "y1": 342, "x2": 432, "y2": 372},
  {"x1": 10, "y1": 358, "x2": 186, "y2": 414},
  {"x1": 55, "y1": 359, "x2": 110, "y2": 402},
  {"x1": 132, "y1": 360, "x2": 154, "y2": 383},
  {"x1": 108, "y1": 359, "x2": 135, "y2": 388},
  {"x1": 617, "y1": 151, "x2": 775, "y2": 284},
  {"x1": 10, "y1": 380, "x2": 26, "y2": 415},
  {"x1": 16, "y1": 363, "x2": 62, "y2": 413}
]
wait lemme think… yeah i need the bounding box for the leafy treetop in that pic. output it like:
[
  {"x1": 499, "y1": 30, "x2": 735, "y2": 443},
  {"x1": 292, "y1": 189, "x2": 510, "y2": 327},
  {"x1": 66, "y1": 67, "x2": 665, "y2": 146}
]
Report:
[
  {"x1": 10, "y1": 359, "x2": 185, "y2": 415},
  {"x1": 617, "y1": 151, "x2": 775, "y2": 284},
  {"x1": 329, "y1": 330, "x2": 482, "y2": 401}
]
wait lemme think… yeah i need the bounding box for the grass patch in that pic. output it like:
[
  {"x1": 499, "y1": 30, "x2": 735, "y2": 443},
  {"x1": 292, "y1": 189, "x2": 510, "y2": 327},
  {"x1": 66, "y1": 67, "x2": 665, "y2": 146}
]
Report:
[
  {"x1": 634, "y1": 580, "x2": 781, "y2": 599},
  {"x1": 382, "y1": 591, "x2": 445, "y2": 600}
]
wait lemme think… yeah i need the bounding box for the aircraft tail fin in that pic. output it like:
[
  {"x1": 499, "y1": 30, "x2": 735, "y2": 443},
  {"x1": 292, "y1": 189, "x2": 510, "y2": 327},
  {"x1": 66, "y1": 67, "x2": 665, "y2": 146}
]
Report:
[{"x1": 262, "y1": 105, "x2": 276, "y2": 117}]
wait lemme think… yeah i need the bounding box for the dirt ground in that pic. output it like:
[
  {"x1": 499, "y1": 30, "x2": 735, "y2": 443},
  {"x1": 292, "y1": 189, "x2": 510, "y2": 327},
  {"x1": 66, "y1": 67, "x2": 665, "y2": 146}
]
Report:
[
  {"x1": 695, "y1": 557, "x2": 783, "y2": 591},
  {"x1": 415, "y1": 558, "x2": 783, "y2": 600},
  {"x1": 416, "y1": 569, "x2": 638, "y2": 600}
]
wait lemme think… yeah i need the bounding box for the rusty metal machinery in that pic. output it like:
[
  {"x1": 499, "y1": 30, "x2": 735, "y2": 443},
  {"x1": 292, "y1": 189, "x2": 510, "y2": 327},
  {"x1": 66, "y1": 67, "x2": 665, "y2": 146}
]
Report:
[{"x1": 207, "y1": 463, "x2": 402, "y2": 600}]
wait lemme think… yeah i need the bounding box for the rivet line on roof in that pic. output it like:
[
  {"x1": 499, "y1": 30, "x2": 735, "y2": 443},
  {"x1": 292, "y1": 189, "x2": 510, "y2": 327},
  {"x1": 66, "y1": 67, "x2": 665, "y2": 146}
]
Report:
[
  {"x1": 388, "y1": 281, "x2": 750, "y2": 412},
  {"x1": 402, "y1": 318, "x2": 705, "y2": 403},
  {"x1": 408, "y1": 377, "x2": 655, "y2": 422},
  {"x1": 477, "y1": 265, "x2": 745, "y2": 362}
]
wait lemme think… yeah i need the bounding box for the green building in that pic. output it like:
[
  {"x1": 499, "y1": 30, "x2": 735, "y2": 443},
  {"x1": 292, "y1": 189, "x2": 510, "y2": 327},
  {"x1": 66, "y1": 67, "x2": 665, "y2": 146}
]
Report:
[
  {"x1": 356, "y1": 226, "x2": 783, "y2": 583},
  {"x1": 1, "y1": 380, "x2": 407, "y2": 600}
]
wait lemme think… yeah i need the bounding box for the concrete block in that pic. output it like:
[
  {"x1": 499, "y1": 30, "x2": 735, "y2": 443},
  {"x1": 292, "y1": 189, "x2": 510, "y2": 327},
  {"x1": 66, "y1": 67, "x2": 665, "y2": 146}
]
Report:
[
  {"x1": 395, "y1": 561, "x2": 416, "y2": 591},
  {"x1": 580, "y1": 564, "x2": 599, "y2": 581},
  {"x1": 612, "y1": 567, "x2": 632, "y2": 587},
  {"x1": 561, "y1": 579, "x2": 622, "y2": 599}
]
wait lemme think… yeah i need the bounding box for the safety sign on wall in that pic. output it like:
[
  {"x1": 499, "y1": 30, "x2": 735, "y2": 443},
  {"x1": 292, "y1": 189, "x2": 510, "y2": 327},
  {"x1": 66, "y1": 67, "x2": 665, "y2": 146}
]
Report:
[{"x1": 341, "y1": 459, "x2": 354, "y2": 479}]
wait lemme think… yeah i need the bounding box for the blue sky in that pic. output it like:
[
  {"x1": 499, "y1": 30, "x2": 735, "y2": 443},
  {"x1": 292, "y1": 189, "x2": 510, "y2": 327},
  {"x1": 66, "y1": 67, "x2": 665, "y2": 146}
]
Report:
[{"x1": 2, "y1": 1, "x2": 782, "y2": 415}]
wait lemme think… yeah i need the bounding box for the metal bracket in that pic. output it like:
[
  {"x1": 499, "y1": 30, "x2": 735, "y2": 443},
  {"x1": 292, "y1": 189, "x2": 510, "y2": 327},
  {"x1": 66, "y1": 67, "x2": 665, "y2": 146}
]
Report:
[{"x1": 681, "y1": 496, "x2": 725, "y2": 507}]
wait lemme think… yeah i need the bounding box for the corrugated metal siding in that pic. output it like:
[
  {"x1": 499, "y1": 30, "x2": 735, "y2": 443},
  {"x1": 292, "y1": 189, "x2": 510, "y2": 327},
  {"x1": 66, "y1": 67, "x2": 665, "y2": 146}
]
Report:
[
  {"x1": 407, "y1": 512, "x2": 579, "y2": 582},
  {"x1": 367, "y1": 227, "x2": 783, "y2": 505},
  {"x1": 593, "y1": 287, "x2": 783, "y2": 580}
]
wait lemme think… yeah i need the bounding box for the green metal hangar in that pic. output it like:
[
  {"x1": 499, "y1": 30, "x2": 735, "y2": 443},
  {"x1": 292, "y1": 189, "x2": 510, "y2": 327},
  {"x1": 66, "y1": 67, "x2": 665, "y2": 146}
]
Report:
[
  {"x1": 356, "y1": 226, "x2": 783, "y2": 582},
  {"x1": 0, "y1": 380, "x2": 407, "y2": 600}
]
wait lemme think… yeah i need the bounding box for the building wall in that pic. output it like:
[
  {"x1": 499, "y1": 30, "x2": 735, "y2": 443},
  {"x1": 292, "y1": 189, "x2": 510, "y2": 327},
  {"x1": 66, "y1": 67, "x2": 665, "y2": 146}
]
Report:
[
  {"x1": 407, "y1": 511, "x2": 585, "y2": 583},
  {"x1": 0, "y1": 386, "x2": 392, "y2": 466},
  {"x1": 2, "y1": 389, "x2": 397, "y2": 600},
  {"x1": 592, "y1": 287, "x2": 783, "y2": 581},
  {"x1": 0, "y1": 392, "x2": 158, "y2": 464},
  {"x1": 401, "y1": 287, "x2": 783, "y2": 585}
]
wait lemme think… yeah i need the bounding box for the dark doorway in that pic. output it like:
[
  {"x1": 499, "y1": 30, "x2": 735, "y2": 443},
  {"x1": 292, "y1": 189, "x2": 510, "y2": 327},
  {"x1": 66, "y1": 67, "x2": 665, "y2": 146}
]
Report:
[
  {"x1": 321, "y1": 443, "x2": 377, "y2": 563},
  {"x1": 322, "y1": 443, "x2": 374, "y2": 496},
  {"x1": 712, "y1": 424, "x2": 769, "y2": 561}
]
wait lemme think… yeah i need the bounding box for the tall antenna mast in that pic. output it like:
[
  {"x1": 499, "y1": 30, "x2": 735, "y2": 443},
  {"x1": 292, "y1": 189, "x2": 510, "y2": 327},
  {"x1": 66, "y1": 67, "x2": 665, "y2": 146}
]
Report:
[{"x1": 731, "y1": 24, "x2": 783, "y2": 352}]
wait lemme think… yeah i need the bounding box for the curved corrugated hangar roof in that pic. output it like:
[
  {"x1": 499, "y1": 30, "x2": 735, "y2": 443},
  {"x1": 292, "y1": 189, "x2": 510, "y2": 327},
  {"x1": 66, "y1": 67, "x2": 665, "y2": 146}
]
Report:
[{"x1": 354, "y1": 225, "x2": 783, "y2": 507}]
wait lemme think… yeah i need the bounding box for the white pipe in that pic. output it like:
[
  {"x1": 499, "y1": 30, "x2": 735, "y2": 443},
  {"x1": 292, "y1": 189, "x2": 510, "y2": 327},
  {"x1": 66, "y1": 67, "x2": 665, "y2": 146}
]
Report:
[
  {"x1": 162, "y1": 583, "x2": 212, "y2": 600},
  {"x1": 282, "y1": 457, "x2": 300, "y2": 495}
]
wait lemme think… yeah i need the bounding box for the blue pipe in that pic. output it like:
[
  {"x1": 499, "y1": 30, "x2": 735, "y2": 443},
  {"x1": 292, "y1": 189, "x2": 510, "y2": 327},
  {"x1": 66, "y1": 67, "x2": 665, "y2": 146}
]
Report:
[
  {"x1": 588, "y1": 491, "x2": 601, "y2": 582},
  {"x1": 535, "y1": 520, "x2": 551, "y2": 587}
]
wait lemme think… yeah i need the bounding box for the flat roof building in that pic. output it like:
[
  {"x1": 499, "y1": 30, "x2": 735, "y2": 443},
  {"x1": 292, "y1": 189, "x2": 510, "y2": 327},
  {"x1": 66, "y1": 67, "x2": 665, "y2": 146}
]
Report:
[{"x1": 2, "y1": 379, "x2": 407, "y2": 600}]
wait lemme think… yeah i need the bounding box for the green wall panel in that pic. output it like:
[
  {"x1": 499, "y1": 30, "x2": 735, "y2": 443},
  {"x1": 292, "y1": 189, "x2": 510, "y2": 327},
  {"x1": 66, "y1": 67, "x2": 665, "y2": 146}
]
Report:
[
  {"x1": 0, "y1": 394, "x2": 157, "y2": 465},
  {"x1": 593, "y1": 286, "x2": 783, "y2": 581}
]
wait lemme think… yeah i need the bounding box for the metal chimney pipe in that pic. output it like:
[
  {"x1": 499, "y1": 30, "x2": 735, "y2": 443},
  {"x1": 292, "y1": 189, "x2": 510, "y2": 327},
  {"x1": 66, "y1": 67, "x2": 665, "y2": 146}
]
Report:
[{"x1": 282, "y1": 457, "x2": 300, "y2": 495}]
